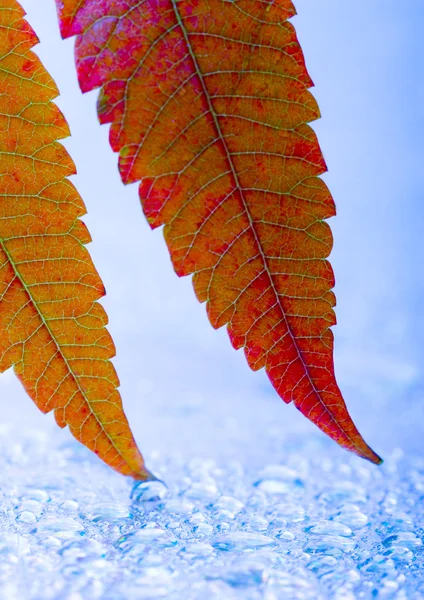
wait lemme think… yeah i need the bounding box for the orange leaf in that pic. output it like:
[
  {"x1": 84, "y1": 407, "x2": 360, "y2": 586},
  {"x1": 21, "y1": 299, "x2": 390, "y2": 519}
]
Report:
[
  {"x1": 0, "y1": 0, "x2": 151, "y2": 479},
  {"x1": 56, "y1": 0, "x2": 381, "y2": 464}
]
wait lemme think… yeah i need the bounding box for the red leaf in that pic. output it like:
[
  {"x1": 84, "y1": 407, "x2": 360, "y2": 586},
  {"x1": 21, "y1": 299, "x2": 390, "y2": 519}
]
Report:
[{"x1": 56, "y1": 0, "x2": 381, "y2": 464}]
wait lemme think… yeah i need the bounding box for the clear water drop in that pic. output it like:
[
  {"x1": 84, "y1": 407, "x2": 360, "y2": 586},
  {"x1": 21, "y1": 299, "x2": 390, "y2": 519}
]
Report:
[
  {"x1": 185, "y1": 482, "x2": 219, "y2": 501},
  {"x1": 383, "y1": 545, "x2": 413, "y2": 563},
  {"x1": 212, "y1": 531, "x2": 275, "y2": 551},
  {"x1": 164, "y1": 498, "x2": 194, "y2": 516},
  {"x1": 34, "y1": 516, "x2": 84, "y2": 539},
  {"x1": 15, "y1": 510, "x2": 37, "y2": 524},
  {"x1": 214, "y1": 496, "x2": 244, "y2": 514},
  {"x1": 117, "y1": 526, "x2": 178, "y2": 552},
  {"x1": 220, "y1": 555, "x2": 269, "y2": 588},
  {"x1": 303, "y1": 534, "x2": 355, "y2": 555},
  {"x1": 383, "y1": 531, "x2": 422, "y2": 549},
  {"x1": 89, "y1": 502, "x2": 132, "y2": 524},
  {"x1": 306, "y1": 520, "x2": 353, "y2": 537},
  {"x1": 181, "y1": 542, "x2": 214, "y2": 558},
  {"x1": 131, "y1": 480, "x2": 168, "y2": 504}
]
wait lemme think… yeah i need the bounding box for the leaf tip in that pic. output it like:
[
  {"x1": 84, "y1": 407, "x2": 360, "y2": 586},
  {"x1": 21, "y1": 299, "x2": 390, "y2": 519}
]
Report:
[{"x1": 359, "y1": 443, "x2": 383, "y2": 466}]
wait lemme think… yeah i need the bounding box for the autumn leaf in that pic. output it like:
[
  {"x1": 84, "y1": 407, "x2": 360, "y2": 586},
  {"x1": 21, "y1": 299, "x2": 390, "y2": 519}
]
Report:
[
  {"x1": 56, "y1": 0, "x2": 381, "y2": 464},
  {"x1": 0, "y1": 0, "x2": 152, "y2": 479}
]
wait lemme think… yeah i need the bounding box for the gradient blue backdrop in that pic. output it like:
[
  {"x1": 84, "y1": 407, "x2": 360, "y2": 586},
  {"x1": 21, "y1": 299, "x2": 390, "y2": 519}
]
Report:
[{"x1": 6, "y1": 0, "x2": 424, "y2": 460}]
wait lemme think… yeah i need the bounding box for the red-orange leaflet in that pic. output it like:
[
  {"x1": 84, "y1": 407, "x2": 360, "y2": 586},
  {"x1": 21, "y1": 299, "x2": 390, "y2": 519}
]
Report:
[
  {"x1": 56, "y1": 0, "x2": 382, "y2": 463},
  {"x1": 0, "y1": 0, "x2": 151, "y2": 479}
]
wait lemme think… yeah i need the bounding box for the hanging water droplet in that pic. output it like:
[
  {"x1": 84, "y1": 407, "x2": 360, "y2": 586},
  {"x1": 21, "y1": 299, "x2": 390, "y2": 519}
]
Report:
[{"x1": 131, "y1": 480, "x2": 168, "y2": 504}]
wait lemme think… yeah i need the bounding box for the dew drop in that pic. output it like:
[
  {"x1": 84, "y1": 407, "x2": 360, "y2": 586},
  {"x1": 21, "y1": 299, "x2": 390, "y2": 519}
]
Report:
[
  {"x1": 15, "y1": 510, "x2": 37, "y2": 524},
  {"x1": 305, "y1": 520, "x2": 353, "y2": 537},
  {"x1": 212, "y1": 531, "x2": 275, "y2": 551},
  {"x1": 131, "y1": 480, "x2": 168, "y2": 504}
]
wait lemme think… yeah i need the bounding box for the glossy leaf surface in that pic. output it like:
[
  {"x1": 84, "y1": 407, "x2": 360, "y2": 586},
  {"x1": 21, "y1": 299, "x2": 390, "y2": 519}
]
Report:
[
  {"x1": 56, "y1": 0, "x2": 381, "y2": 463},
  {"x1": 0, "y1": 0, "x2": 150, "y2": 479}
]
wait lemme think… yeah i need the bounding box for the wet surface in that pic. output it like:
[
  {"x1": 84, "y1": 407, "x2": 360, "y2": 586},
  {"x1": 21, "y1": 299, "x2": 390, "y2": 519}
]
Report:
[{"x1": 0, "y1": 428, "x2": 422, "y2": 599}]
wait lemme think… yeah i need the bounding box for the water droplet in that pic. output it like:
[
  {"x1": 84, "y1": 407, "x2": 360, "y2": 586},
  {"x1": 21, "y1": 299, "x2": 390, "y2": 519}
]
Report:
[
  {"x1": 214, "y1": 496, "x2": 244, "y2": 514},
  {"x1": 164, "y1": 498, "x2": 194, "y2": 516},
  {"x1": 242, "y1": 514, "x2": 269, "y2": 532},
  {"x1": 59, "y1": 538, "x2": 107, "y2": 561},
  {"x1": 359, "y1": 554, "x2": 396, "y2": 575},
  {"x1": 308, "y1": 555, "x2": 338, "y2": 575},
  {"x1": 246, "y1": 491, "x2": 268, "y2": 512},
  {"x1": 34, "y1": 516, "x2": 84, "y2": 539},
  {"x1": 188, "y1": 512, "x2": 205, "y2": 526},
  {"x1": 383, "y1": 545, "x2": 413, "y2": 563},
  {"x1": 255, "y1": 480, "x2": 291, "y2": 494},
  {"x1": 22, "y1": 489, "x2": 50, "y2": 503},
  {"x1": 16, "y1": 499, "x2": 43, "y2": 517},
  {"x1": 383, "y1": 531, "x2": 422, "y2": 549},
  {"x1": 60, "y1": 500, "x2": 79, "y2": 512},
  {"x1": 306, "y1": 520, "x2": 353, "y2": 537},
  {"x1": 271, "y1": 503, "x2": 306, "y2": 523},
  {"x1": 131, "y1": 480, "x2": 168, "y2": 504},
  {"x1": 264, "y1": 571, "x2": 317, "y2": 600},
  {"x1": 213, "y1": 509, "x2": 235, "y2": 522},
  {"x1": 386, "y1": 512, "x2": 414, "y2": 532},
  {"x1": 318, "y1": 482, "x2": 367, "y2": 504},
  {"x1": 220, "y1": 555, "x2": 269, "y2": 588},
  {"x1": 303, "y1": 534, "x2": 355, "y2": 555},
  {"x1": 194, "y1": 522, "x2": 213, "y2": 536},
  {"x1": 276, "y1": 530, "x2": 295, "y2": 542},
  {"x1": 185, "y1": 482, "x2": 219, "y2": 501},
  {"x1": 89, "y1": 502, "x2": 132, "y2": 524},
  {"x1": 181, "y1": 542, "x2": 214, "y2": 558},
  {"x1": 117, "y1": 526, "x2": 178, "y2": 552},
  {"x1": 0, "y1": 534, "x2": 30, "y2": 556},
  {"x1": 212, "y1": 531, "x2": 275, "y2": 551},
  {"x1": 254, "y1": 465, "x2": 303, "y2": 495},
  {"x1": 15, "y1": 510, "x2": 37, "y2": 524},
  {"x1": 333, "y1": 506, "x2": 369, "y2": 530},
  {"x1": 260, "y1": 465, "x2": 302, "y2": 482}
]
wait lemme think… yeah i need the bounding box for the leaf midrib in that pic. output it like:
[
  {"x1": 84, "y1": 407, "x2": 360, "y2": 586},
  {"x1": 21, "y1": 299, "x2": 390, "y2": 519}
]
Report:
[
  {"x1": 0, "y1": 234, "x2": 134, "y2": 473},
  {"x1": 170, "y1": 0, "x2": 356, "y2": 447}
]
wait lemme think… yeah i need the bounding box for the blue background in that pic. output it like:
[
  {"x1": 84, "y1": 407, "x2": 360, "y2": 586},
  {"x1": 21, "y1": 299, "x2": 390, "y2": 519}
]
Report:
[{"x1": 9, "y1": 0, "x2": 424, "y2": 460}]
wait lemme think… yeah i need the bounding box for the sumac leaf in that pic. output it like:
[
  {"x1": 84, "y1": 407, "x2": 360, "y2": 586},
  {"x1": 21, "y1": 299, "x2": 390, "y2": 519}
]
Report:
[
  {"x1": 56, "y1": 0, "x2": 381, "y2": 464},
  {"x1": 0, "y1": 0, "x2": 151, "y2": 479}
]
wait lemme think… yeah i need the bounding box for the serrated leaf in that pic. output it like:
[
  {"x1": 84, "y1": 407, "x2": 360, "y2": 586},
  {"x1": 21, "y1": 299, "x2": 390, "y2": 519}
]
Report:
[
  {"x1": 0, "y1": 0, "x2": 151, "y2": 479},
  {"x1": 56, "y1": 0, "x2": 381, "y2": 464}
]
